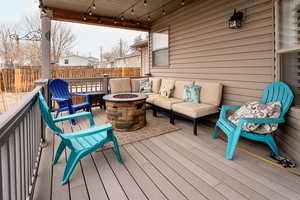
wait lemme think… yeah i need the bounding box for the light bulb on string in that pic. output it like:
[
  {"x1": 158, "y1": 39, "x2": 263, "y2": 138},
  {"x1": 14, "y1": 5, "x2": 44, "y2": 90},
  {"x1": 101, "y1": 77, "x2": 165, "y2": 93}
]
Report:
[
  {"x1": 121, "y1": 15, "x2": 124, "y2": 21},
  {"x1": 147, "y1": 15, "x2": 151, "y2": 21},
  {"x1": 162, "y1": 8, "x2": 166, "y2": 15},
  {"x1": 144, "y1": 0, "x2": 148, "y2": 7},
  {"x1": 89, "y1": 10, "x2": 92, "y2": 16},
  {"x1": 181, "y1": 0, "x2": 185, "y2": 6},
  {"x1": 131, "y1": 7, "x2": 135, "y2": 15},
  {"x1": 83, "y1": 15, "x2": 87, "y2": 21},
  {"x1": 92, "y1": 3, "x2": 96, "y2": 10}
]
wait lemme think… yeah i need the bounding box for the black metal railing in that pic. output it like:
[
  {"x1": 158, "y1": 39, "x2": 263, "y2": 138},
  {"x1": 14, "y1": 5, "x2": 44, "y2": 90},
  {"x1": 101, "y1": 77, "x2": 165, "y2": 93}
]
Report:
[{"x1": 0, "y1": 85, "x2": 46, "y2": 200}]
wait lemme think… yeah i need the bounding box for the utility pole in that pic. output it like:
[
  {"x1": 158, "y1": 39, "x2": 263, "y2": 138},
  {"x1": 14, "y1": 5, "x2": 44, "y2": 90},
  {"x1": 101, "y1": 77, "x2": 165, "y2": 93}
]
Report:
[
  {"x1": 99, "y1": 46, "x2": 103, "y2": 67},
  {"x1": 119, "y1": 39, "x2": 122, "y2": 57}
]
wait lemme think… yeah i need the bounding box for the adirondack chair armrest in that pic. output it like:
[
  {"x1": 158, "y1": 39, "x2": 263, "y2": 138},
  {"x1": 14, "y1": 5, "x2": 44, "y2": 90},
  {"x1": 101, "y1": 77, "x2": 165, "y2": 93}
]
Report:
[
  {"x1": 71, "y1": 93, "x2": 89, "y2": 97},
  {"x1": 60, "y1": 123, "x2": 113, "y2": 139},
  {"x1": 220, "y1": 105, "x2": 241, "y2": 119},
  {"x1": 54, "y1": 112, "x2": 95, "y2": 126},
  {"x1": 51, "y1": 97, "x2": 69, "y2": 102},
  {"x1": 239, "y1": 117, "x2": 285, "y2": 124}
]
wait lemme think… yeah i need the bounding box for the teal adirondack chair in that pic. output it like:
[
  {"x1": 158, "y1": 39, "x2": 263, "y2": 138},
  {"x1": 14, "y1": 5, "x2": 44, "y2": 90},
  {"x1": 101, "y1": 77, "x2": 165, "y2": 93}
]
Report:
[
  {"x1": 213, "y1": 82, "x2": 294, "y2": 160},
  {"x1": 37, "y1": 91, "x2": 122, "y2": 184}
]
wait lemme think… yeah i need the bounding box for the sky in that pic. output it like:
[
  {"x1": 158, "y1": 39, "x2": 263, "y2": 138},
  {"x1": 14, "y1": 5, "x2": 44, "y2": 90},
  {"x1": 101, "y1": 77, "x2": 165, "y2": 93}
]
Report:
[{"x1": 0, "y1": 0, "x2": 147, "y2": 58}]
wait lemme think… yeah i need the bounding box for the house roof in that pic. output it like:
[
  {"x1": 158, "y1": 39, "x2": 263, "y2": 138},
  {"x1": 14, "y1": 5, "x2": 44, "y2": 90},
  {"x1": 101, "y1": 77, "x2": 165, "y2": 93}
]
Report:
[
  {"x1": 40, "y1": 0, "x2": 194, "y2": 31},
  {"x1": 130, "y1": 40, "x2": 148, "y2": 48},
  {"x1": 61, "y1": 55, "x2": 98, "y2": 61}
]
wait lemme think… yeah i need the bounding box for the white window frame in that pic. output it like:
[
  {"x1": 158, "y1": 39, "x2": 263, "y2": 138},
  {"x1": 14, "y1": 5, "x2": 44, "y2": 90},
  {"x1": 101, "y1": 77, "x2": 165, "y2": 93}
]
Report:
[
  {"x1": 275, "y1": 0, "x2": 300, "y2": 107},
  {"x1": 151, "y1": 28, "x2": 169, "y2": 68}
]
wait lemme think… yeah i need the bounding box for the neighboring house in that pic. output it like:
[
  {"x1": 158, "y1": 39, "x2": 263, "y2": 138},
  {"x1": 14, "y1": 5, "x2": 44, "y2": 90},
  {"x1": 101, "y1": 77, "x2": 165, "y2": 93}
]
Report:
[
  {"x1": 98, "y1": 40, "x2": 149, "y2": 75},
  {"x1": 130, "y1": 40, "x2": 149, "y2": 75},
  {"x1": 114, "y1": 53, "x2": 141, "y2": 68},
  {"x1": 58, "y1": 55, "x2": 99, "y2": 67}
]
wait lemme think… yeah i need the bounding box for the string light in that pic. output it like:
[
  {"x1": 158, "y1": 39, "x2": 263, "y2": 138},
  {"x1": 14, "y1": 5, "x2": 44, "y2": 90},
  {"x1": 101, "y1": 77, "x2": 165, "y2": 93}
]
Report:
[
  {"x1": 162, "y1": 8, "x2": 166, "y2": 15},
  {"x1": 121, "y1": 15, "x2": 124, "y2": 21},
  {"x1": 89, "y1": 10, "x2": 93, "y2": 16},
  {"x1": 144, "y1": 0, "x2": 148, "y2": 7},
  {"x1": 83, "y1": 15, "x2": 87, "y2": 21},
  {"x1": 181, "y1": 0, "x2": 185, "y2": 6},
  {"x1": 147, "y1": 15, "x2": 151, "y2": 21},
  {"x1": 92, "y1": 3, "x2": 96, "y2": 10},
  {"x1": 131, "y1": 7, "x2": 135, "y2": 15}
]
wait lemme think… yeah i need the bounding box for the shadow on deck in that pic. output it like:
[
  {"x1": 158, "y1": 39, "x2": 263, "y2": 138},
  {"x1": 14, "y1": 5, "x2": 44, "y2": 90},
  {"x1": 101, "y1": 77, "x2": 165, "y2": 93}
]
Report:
[{"x1": 33, "y1": 109, "x2": 300, "y2": 200}]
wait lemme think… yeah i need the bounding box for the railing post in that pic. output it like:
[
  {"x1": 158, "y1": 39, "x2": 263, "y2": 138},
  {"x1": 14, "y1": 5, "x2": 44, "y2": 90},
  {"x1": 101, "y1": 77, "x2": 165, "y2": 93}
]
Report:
[
  {"x1": 34, "y1": 79, "x2": 49, "y2": 147},
  {"x1": 103, "y1": 74, "x2": 109, "y2": 94}
]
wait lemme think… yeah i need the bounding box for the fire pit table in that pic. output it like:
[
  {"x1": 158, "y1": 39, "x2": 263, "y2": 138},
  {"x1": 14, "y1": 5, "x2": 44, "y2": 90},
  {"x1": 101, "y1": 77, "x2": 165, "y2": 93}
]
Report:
[{"x1": 103, "y1": 93, "x2": 147, "y2": 132}]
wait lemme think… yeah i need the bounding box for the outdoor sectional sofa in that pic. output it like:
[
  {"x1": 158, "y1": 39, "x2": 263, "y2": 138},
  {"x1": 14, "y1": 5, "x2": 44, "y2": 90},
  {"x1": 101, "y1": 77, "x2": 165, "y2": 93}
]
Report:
[{"x1": 109, "y1": 77, "x2": 223, "y2": 135}]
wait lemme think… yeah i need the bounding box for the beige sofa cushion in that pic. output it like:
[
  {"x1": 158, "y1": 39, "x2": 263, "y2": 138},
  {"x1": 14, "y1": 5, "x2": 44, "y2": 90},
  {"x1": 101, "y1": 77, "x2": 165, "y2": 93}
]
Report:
[
  {"x1": 131, "y1": 78, "x2": 149, "y2": 92},
  {"x1": 145, "y1": 93, "x2": 160, "y2": 104},
  {"x1": 149, "y1": 77, "x2": 161, "y2": 93},
  {"x1": 172, "y1": 102, "x2": 219, "y2": 118},
  {"x1": 173, "y1": 80, "x2": 194, "y2": 99},
  {"x1": 109, "y1": 78, "x2": 131, "y2": 93},
  {"x1": 194, "y1": 81, "x2": 223, "y2": 106},
  {"x1": 153, "y1": 96, "x2": 183, "y2": 110}
]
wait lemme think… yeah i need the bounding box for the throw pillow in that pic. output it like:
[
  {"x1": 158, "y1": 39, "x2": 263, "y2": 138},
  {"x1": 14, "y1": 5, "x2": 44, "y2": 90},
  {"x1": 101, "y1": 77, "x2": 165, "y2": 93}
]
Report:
[
  {"x1": 140, "y1": 80, "x2": 152, "y2": 93},
  {"x1": 160, "y1": 84, "x2": 174, "y2": 98},
  {"x1": 183, "y1": 85, "x2": 201, "y2": 103},
  {"x1": 228, "y1": 101, "x2": 282, "y2": 134}
]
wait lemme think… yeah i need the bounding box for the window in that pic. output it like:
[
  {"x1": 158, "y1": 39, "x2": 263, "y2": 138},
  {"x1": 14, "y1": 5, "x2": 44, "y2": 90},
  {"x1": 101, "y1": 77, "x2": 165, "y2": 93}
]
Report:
[
  {"x1": 64, "y1": 59, "x2": 69, "y2": 64},
  {"x1": 277, "y1": 0, "x2": 300, "y2": 106},
  {"x1": 152, "y1": 29, "x2": 169, "y2": 67}
]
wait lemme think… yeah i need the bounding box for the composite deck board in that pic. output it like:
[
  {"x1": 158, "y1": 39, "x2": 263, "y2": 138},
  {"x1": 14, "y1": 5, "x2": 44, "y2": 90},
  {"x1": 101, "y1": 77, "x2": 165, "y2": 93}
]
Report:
[
  {"x1": 124, "y1": 144, "x2": 188, "y2": 200},
  {"x1": 35, "y1": 110, "x2": 300, "y2": 200},
  {"x1": 168, "y1": 131, "x2": 300, "y2": 200},
  {"x1": 161, "y1": 134, "x2": 275, "y2": 200},
  {"x1": 103, "y1": 149, "x2": 148, "y2": 200},
  {"x1": 120, "y1": 147, "x2": 168, "y2": 200},
  {"x1": 132, "y1": 142, "x2": 207, "y2": 200},
  {"x1": 51, "y1": 124, "x2": 70, "y2": 200},
  {"x1": 67, "y1": 122, "x2": 90, "y2": 200},
  {"x1": 141, "y1": 139, "x2": 228, "y2": 200},
  {"x1": 179, "y1": 124, "x2": 300, "y2": 193}
]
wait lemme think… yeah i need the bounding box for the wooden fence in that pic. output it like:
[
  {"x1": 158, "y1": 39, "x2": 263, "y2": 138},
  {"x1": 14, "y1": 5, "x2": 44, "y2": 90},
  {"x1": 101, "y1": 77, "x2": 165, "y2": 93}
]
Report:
[{"x1": 0, "y1": 66, "x2": 140, "y2": 92}]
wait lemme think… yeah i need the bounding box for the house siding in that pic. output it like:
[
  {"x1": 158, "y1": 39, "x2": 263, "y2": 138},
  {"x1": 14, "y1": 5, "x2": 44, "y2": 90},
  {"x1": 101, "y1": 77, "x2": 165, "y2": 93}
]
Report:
[{"x1": 150, "y1": 0, "x2": 300, "y2": 163}]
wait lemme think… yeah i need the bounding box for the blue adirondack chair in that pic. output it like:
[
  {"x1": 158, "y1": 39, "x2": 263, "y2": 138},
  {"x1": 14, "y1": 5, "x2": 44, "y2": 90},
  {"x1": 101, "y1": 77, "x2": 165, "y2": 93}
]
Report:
[
  {"x1": 48, "y1": 79, "x2": 91, "y2": 121},
  {"x1": 213, "y1": 82, "x2": 294, "y2": 160},
  {"x1": 37, "y1": 91, "x2": 122, "y2": 184}
]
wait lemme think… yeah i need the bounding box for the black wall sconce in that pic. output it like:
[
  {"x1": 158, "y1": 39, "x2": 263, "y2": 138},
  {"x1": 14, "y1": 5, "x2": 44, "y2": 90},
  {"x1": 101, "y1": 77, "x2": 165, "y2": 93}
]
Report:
[{"x1": 229, "y1": 9, "x2": 244, "y2": 29}]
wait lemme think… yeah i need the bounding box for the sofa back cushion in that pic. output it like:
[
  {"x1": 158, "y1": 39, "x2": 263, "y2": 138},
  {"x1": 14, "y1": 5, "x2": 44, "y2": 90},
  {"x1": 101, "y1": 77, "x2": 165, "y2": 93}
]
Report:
[
  {"x1": 194, "y1": 81, "x2": 223, "y2": 106},
  {"x1": 109, "y1": 78, "x2": 131, "y2": 93},
  {"x1": 173, "y1": 80, "x2": 194, "y2": 99},
  {"x1": 160, "y1": 79, "x2": 175, "y2": 93},
  {"x1": 149, "y1": 77, "x2": 161, "y2": 93},
  {"x1": 131, "y1": 78, "x2": 149, "y2": 92}
]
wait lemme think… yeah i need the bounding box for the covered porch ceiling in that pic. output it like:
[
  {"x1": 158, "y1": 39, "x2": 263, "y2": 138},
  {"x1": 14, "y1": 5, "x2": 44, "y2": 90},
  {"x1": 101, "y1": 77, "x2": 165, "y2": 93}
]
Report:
[{"x1": 40, "y1": 0, "x2": 195, "y2": 31}]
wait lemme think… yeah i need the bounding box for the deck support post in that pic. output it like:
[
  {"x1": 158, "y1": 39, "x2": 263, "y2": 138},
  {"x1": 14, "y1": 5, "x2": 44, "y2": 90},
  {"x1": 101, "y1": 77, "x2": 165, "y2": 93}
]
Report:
[{"x1": 41, "y1": 13, "x2": 51, "y2": 79}]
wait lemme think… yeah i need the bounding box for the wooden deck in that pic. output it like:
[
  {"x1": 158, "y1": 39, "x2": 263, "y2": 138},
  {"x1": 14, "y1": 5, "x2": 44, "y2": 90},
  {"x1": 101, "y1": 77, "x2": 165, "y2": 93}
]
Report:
[{"x1": 33, "y1": 109, "x2": 300, "y2": 200}]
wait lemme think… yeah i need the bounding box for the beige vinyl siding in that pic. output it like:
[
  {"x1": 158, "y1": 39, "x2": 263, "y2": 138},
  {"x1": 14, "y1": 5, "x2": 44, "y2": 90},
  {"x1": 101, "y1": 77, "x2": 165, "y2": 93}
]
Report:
[{"x1": 149, "y1": 0, "x2": 300, "y2": 163}]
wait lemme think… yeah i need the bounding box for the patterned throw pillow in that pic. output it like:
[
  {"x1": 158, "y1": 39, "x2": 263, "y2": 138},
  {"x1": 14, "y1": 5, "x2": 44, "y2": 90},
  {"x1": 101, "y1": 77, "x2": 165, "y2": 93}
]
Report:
[
  {"x1": 139, "y1": 80, "x2": 152, "y2": 93},
  {"x1": 183, "y1": 85, "x2": 201, "y2": 103},
  {"x1": 228, "y1": 101, "x2": 282, "y2": 134},
  {"x1": 159, "y1": 84, "x2": 174, "y2": 98}
]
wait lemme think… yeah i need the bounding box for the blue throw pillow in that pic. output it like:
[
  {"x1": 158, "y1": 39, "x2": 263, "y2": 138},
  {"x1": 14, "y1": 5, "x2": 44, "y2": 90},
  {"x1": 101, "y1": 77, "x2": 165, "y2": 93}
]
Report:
[
  {"x1": 140, "y1": 80, "x2": 152, "y2": 93},
  {"x1": 183, "y1": 85, "x2": 201, "y2": 103}
]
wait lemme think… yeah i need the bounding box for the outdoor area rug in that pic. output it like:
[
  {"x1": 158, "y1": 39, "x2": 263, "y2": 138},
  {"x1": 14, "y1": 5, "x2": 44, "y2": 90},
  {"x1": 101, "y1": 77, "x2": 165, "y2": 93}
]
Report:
[{"x1": 91, "y1": 109, "x2": 181, "y2": 150}]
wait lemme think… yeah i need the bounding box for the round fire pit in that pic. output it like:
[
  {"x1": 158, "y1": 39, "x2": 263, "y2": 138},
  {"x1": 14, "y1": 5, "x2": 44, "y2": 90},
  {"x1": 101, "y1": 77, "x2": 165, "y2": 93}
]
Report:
[{"x1": 103, "y1": 93, "x2": 147, "y2": 132}]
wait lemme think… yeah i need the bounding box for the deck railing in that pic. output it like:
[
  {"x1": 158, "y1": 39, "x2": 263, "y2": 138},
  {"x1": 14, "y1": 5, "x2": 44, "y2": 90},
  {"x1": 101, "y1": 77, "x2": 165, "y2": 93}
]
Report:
[
  {"x1": 0, "y1": 85, "x2": 46, "y2": 200},
  {"x1": 49, "y1": 76, "x2": 148, "y2": 108}
]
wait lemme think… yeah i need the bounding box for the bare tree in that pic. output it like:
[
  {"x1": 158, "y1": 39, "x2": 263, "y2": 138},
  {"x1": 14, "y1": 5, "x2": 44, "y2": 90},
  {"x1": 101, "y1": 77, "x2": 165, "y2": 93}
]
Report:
[
  {"x1": 111, "y1": 38, "x2": 130, "y2": 58},
  {"x1": 23, "y1": 14, "x2": 76, "y2": 64},
  {"x1": 0, "y1": 24, "x2": 17, "y2": 67}
]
